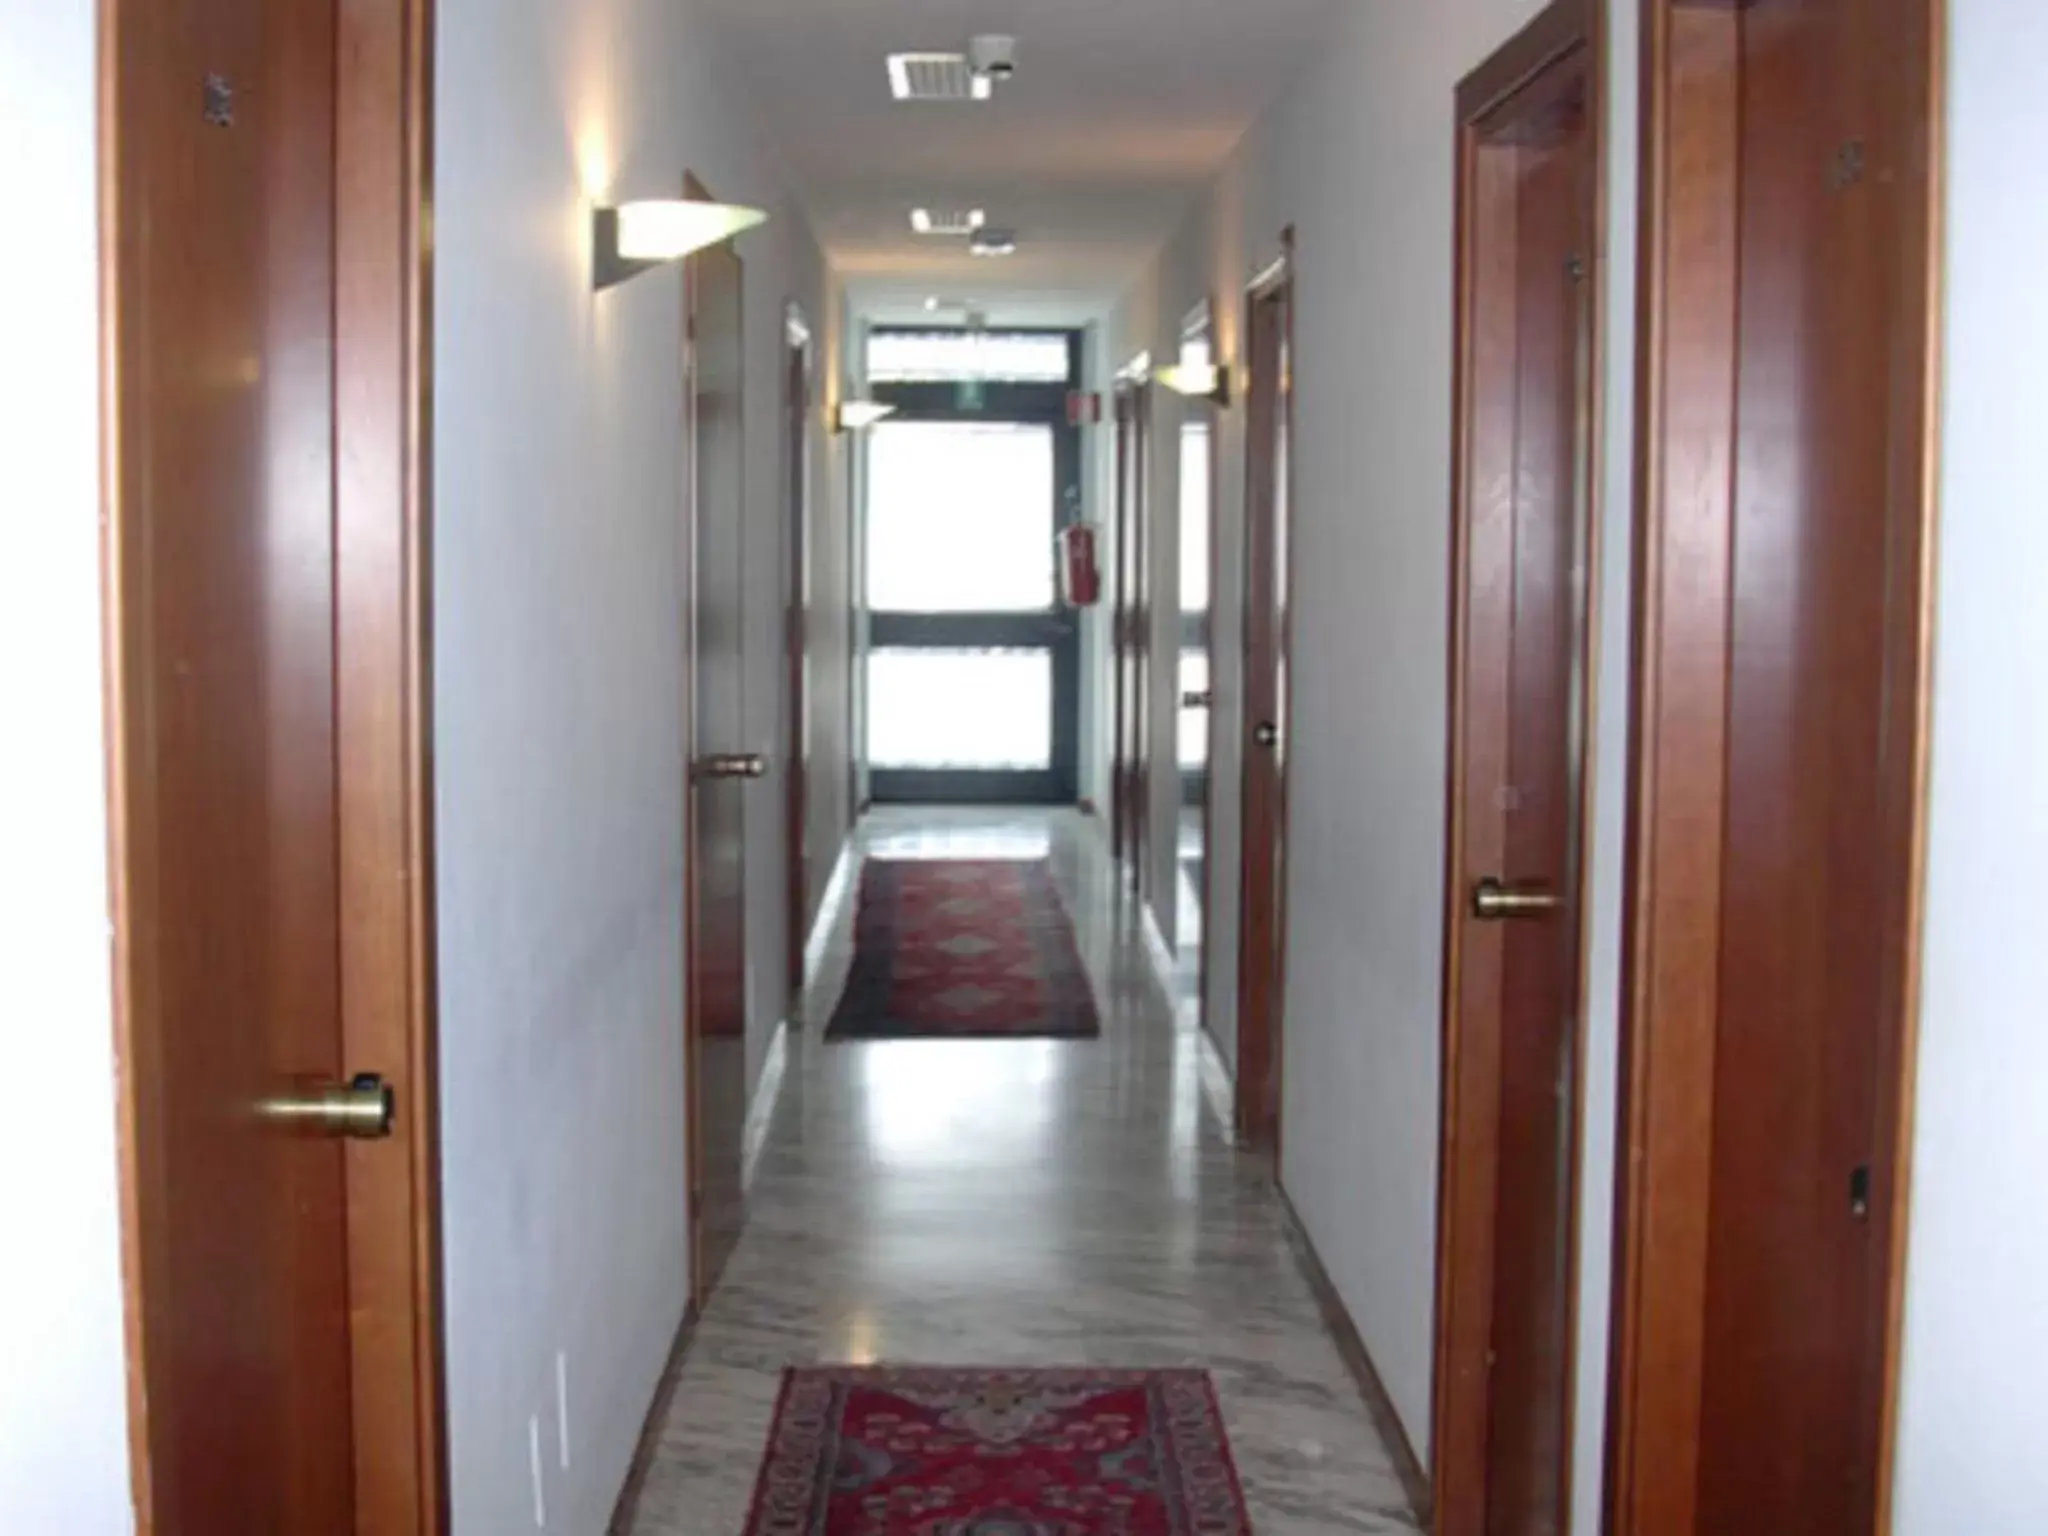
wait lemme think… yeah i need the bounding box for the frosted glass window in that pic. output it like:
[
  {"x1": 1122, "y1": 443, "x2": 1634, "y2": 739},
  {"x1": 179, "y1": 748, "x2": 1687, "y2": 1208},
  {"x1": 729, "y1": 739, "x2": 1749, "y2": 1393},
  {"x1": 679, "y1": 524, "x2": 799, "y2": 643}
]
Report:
[
  {"x1": 868, "y1": 648, "x2": 1053, "y2": 769},
  {"x1": 868, "y1": 331, "x2": 1071, "y2": 383},
  {"x1": 868, "y1": 423, "x2": 1055, "y2": 613}
]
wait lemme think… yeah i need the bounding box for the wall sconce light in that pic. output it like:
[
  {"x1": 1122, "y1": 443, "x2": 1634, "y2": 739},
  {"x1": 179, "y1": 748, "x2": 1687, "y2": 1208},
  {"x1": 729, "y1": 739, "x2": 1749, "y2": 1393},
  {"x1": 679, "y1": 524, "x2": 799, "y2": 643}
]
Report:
[
  {"x1": 593, "y1": 197, "x2": 769, "y2": 290},
  {"x1": 834, "y1": 399, "x2": 898, "y2": 433},
  {"x1": 1155, "y1": 360, "x2": 1231, "y2": 407}
]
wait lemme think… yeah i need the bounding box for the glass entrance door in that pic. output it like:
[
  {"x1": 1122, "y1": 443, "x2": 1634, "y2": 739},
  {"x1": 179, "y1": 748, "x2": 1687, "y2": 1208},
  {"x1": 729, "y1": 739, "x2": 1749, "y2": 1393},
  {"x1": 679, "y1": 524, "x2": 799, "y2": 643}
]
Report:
[
  {"x1": 862, "y1": 330, "x2": 1084, "y2": 805},
  {"x1": 866, "y1": 419, "x2": 1080, "y2": 802}
]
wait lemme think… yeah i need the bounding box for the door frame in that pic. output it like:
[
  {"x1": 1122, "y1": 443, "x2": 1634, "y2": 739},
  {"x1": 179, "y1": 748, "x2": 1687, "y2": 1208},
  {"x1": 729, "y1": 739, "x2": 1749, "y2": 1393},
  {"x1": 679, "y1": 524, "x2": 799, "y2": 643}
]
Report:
[
  {"x1": 1111, "y1": 362, "x2": 1153, "y2": 879},
  {"x1": 1179, "y1": 296, "x2": 1225, "y2": 1041},
  {"x1": 1603, "y1": 3, "x2": 1942, "y2": 1531},
  {"x1": 1429, "y1": 3, "x2": 1604, "y2": 1530},
  {"x1": 783, "y1": 302, "x2": 813, "y2": 1012},
  {"x1": 99, "y1": 0, "x2": 446, "y2": 1529},
  {"x1": 680, "y1": 168, "x2": 749, "y2": 1308},
  {"x1": 1233, "y1": 234, "x2": 1296, "y2": 1151}
]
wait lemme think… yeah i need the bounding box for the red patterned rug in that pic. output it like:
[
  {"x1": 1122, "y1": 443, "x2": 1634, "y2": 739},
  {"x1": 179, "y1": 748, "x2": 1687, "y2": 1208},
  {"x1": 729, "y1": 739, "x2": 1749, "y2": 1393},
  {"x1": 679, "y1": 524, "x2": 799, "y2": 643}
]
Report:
[
  {"x1": 825, "y1": 859, "x2": 1101, "y2": 1040},
  {"x1": 741, "y1": 1366, "x2": 1252, "y2": 1535}
]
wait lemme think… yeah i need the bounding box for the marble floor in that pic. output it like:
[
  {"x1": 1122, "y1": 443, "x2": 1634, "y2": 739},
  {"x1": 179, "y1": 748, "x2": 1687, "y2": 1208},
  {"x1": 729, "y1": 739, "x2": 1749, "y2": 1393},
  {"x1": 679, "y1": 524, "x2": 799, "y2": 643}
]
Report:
[{"x1": 625, "y1": 808, "x2": 1425, "y2": 1535}]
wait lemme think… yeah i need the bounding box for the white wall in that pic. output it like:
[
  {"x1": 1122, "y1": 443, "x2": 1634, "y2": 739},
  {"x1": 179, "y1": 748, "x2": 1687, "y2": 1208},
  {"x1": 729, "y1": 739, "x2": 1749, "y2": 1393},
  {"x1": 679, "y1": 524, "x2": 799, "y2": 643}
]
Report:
[
  {"x1": 744, "y1": 193, "x2": 838, "y2": 1058},
  {"x1": 1118, "y1": 5, "x2": 2048, "y2": 1533},
  {"x1": 433, "y1": 0, "x2": 827, "y2": 1528},
  {"x1": 1892, "y1": 4, "x2": 2048, "y2": 1529},
  {"x1": 805, "y1": 299, "x2": 856, "y2": 941},
  {"x1": 0, "y1": 4, "x2": 136, "y2": 1533},
  {"x1": 1110, "y1": 7, "x2": 1640, "y2": 1512}
]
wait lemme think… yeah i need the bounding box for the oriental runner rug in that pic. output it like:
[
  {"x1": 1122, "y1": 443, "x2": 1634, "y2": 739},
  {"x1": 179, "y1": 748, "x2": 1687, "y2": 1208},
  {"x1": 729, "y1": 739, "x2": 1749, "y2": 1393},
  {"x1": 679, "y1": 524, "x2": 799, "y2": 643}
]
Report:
[
  {"x1": 740, "y1": 1366, "x2": 1253, "y2": 1535},
  {"x1": 824, "y1": 859, "x2": 1101, "y2": 1041}
]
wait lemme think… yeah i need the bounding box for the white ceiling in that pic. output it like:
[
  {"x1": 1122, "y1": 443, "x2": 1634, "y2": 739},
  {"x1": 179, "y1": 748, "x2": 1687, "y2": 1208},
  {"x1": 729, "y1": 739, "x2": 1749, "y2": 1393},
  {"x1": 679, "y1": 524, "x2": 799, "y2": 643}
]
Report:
[{"x1": 693, "y1": 0, "x2": 1348, "y2": 321}]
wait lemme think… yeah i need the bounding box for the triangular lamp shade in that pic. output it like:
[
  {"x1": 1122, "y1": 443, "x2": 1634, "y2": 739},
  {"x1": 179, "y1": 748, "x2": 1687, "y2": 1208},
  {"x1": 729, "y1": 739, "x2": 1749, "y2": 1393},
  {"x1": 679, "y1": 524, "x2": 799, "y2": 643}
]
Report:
[{"x1": 594, "y1": 198, "x2": 768, "y2": 289}]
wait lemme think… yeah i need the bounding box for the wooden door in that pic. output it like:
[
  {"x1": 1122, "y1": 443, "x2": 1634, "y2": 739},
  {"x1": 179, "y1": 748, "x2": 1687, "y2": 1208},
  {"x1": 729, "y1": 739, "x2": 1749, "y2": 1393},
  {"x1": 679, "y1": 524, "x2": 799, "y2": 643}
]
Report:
[
  {"x1": 1433, "y1": 8, "x2": 1598, "y2": 1533},
  {"x1": 1610, "y1": 2, "x2": 1940, "y2": 1531},
  {"x1": 685, "y1": 229, "x2": 752, "y2": 1306},
  {"x1": 1126, "y1": 383, "x2": 1155, "y2": 894},
  {"x1": 108, "y1": 1, "x2": 367, "y2": 1528},
  {"x1": 1111, "y1": 382, "x2": 1150, "y2": 880},
  {"x1": 1113, "y1": 384, "x2": 1133, "y2": 862},
  {"x1": 1235, "y1": 245, "x2": 1294, "y2": 1149},
  {"x1": 784, "y1": 313, "x2": 813, "y2": 1011}
]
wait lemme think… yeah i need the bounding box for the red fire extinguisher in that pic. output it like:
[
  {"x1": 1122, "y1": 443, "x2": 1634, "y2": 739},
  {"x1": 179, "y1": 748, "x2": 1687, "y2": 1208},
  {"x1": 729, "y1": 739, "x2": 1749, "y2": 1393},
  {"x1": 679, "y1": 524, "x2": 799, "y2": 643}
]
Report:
[{"x1": 1057, "y1": 524, "x2": 1102, "y2": 608}]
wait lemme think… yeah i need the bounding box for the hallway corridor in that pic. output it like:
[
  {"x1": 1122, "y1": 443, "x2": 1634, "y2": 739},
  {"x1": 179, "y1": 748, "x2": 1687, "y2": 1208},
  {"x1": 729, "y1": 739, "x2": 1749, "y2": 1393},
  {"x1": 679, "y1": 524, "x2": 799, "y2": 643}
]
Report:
[{"x1": 624, "y1": 811, "x2": 1424, "y2": 1535}]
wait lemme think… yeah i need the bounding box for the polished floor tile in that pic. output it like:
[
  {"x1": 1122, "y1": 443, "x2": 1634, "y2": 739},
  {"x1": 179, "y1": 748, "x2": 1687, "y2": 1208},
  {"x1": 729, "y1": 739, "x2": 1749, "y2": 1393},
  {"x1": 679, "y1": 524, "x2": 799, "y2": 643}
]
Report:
[{"x1": 626, "y1": 808, "x2": 1425, "y2": 1535}]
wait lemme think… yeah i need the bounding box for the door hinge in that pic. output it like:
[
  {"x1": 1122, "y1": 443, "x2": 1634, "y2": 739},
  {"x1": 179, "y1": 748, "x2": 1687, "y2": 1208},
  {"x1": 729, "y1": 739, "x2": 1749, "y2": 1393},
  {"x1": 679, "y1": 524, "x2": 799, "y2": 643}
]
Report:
[
  {"x1": 202, "y1": 74, "x2": 235, "y2": 128},
  {"x1": 1827, "y1": 139, "x2": 1867, "y2": 193}
]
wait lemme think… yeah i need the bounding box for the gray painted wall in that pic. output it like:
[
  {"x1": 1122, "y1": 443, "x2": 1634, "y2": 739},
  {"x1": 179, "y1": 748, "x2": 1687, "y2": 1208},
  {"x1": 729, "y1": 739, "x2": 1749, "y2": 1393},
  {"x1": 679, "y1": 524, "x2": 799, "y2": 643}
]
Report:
[
  {"x1": 1114, "y1": 5, "x2": 2048, "y2": 1534},
  {"x1": 0, "y1": 4, "x2": 134, "y2": 1532},
  {"x1": 1892, "y1": 4, "x2": 2048, "y2": 1528},
  {"x1": 1112, "y1": 0, "x2": 1574, "y2": 1461},
  {"x1": 432, "y1": 0, "x2": 829, "y2": 1527}
]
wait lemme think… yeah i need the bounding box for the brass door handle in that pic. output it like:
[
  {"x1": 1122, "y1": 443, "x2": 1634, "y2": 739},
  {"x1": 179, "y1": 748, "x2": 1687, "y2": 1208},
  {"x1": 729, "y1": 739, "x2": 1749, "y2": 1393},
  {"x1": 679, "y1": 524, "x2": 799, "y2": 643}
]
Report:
[
  {"x1": 1253, "y1": 721, "x2": 1279, "y2": 748},
  {"x1": 1471, "y1": 877, "x2": 1561, "y2": 922},
  {"x1": 696, "y1": 752, "x2": 768, "y2": 781},
  {"x1": 258, "y1": 1074, "x2": 395, "y2": 1140}
]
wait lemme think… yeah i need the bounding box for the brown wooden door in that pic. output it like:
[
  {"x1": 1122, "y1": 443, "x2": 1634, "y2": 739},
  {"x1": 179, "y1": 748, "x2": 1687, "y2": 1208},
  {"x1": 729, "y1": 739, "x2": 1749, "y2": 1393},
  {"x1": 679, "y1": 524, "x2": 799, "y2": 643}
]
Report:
[
  {"x1": 109, "y1": 1, "x2": 358, "y2": 1528},
  {"x1": 1111, "y1": 382, "x2": 1150, "y2": 881},
  {"x1": 1698, "y1": 3, "x2": 1914, "y2": 1525},
  {"x1": 1609, "y1": 2, "x2": 1939, "y2": 1531},
  {"x1": 686, "y1": 233, "x2": 751, "y2": 1306},
  {"x1": 1434, "y1": 12, "x2": 1599, "y2": 1533},
  {"x1": 1483, "y1": 124, "x2": 1590, "y2": 1535},
  {"x1": 1128, "y1": 383, "x2": 1155, "y2": 897},
  {"x1": 1235, "y1": 251, "x2": 1294, "y2": 1149}
]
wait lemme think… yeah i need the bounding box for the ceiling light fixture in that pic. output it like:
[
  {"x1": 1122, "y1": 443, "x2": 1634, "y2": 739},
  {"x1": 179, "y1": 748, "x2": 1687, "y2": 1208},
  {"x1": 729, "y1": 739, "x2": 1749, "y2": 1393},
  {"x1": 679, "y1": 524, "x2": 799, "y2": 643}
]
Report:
[
  {"x1": 592, "y1": 197, "x2": 767, "y2": 290},
  {"x1": 966, "y1": 35, "x2": 1019, "y2": 86},
  {"x1": 910, "y1": 208, "x2": 987, "y2": 236},
  {"x1": 834, "y1": 399, "x2": 898, "y2": 433}
]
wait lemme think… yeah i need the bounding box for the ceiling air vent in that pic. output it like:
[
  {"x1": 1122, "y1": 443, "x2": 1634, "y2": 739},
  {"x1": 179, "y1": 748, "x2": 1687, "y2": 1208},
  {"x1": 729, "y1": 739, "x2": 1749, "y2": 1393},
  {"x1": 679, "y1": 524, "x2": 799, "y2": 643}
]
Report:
[{"x1": 888, "y1": 51, "x2": 990, "y2": 103}]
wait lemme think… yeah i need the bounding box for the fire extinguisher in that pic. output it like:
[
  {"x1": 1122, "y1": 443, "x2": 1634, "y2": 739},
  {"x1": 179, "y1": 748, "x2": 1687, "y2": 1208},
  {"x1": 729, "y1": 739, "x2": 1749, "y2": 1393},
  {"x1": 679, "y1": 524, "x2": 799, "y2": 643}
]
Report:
[{"x1": 1057, "y1": 524, "x2": 1102, "y2": 608}]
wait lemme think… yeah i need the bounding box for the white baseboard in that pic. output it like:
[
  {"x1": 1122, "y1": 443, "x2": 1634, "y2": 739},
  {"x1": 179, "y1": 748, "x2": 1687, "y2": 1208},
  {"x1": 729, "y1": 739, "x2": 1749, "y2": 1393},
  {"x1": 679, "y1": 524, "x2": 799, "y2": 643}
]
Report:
[
  {"x1": 802, "y1": 835, "x2": 859, "y2": 984},
  {"x1": 741, "y1": 1018, "x2": 789, "y2": 1194},
  {"x1": 1139, "y1": 903, "x2": 1177, "y2": 991},
  {"x1": 1135, "y1": 900, "x2": 1238, "y2": 1142}
]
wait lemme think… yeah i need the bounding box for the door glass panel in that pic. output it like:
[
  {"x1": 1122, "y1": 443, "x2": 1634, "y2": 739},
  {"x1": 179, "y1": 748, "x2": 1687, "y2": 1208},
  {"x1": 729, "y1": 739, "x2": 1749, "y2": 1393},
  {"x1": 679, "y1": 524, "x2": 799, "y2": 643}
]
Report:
[
  {"x1": 1179, "y1": 421, "x2": 1212, "y2": 615},
  {"x1": 868, "y1": 647, "x2": 1053, "y2": 769},
  {"x1": 868, "y1": 331, "x2": 1072, "y2": 384},
  {"x1": 1177, "y1": 420, "x2": 1213, "y2": 971},
  {"x1": 868, "y1": 422, "x2": 1055, "y2": 614}
]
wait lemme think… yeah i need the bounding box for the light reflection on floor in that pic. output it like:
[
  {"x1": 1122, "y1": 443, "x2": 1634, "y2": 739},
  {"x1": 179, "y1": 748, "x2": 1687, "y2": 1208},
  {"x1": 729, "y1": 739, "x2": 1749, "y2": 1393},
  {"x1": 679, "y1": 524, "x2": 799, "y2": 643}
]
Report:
[{"x1": 625, "y1": 807, "x2": 1426, "y2": 1536}]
